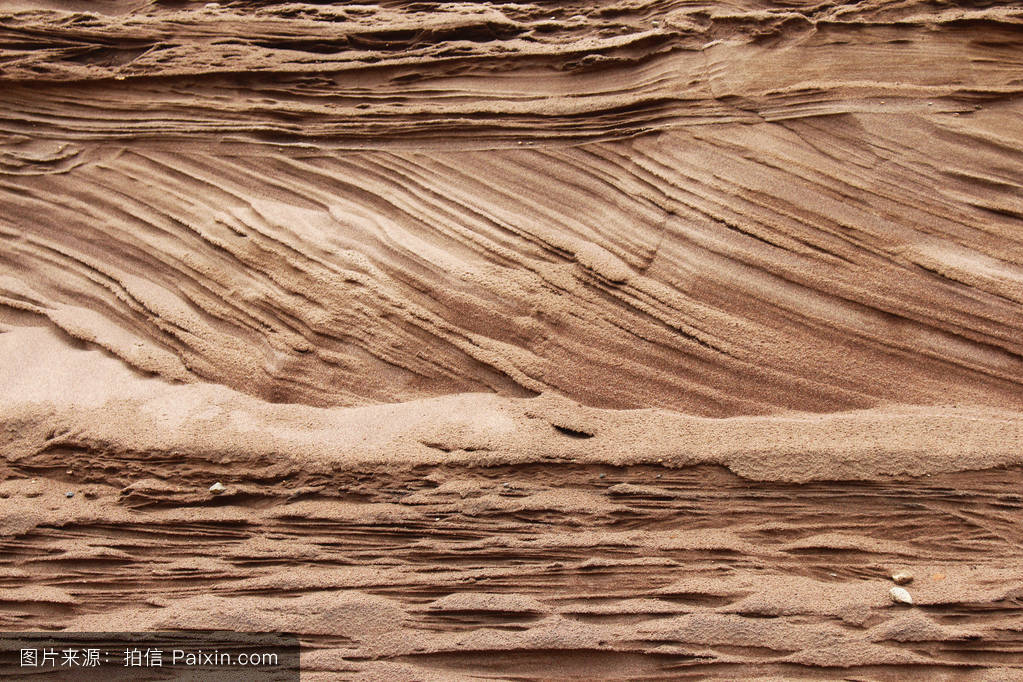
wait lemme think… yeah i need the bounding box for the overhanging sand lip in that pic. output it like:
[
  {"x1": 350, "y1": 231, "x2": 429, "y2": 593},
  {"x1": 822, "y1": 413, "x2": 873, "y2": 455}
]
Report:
[{"x1": 3, "y1": 326, "x2": 1021, "y2": 483}]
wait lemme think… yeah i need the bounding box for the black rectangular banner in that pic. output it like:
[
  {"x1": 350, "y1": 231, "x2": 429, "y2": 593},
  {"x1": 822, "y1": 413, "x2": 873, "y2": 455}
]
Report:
[{"x1": 0, "y1": 631, "x2": 300, "y2": 680}]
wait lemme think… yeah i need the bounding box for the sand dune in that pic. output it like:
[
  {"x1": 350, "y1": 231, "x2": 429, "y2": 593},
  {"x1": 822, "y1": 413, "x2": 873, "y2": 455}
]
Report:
[{"x1": 2, "y1": 0, "x2": 1023, "y2": 678}]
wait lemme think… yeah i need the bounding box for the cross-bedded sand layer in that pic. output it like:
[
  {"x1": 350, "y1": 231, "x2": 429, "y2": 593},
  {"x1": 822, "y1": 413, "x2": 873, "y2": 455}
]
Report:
[{"x1": 2, "y1": 0, "x2": 1023, "y2": 679}]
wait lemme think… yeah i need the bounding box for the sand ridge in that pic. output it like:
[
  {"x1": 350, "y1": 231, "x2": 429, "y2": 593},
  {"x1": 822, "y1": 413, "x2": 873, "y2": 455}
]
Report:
[{"x1": 3, "y1": 327, "x2": 1023, "y2": 485}]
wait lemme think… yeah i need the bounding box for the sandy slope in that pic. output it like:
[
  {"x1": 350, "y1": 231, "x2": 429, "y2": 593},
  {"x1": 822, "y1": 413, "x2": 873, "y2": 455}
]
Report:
[{"x1": 2, "y1": 0, "x2": 1023, "y2": 679}]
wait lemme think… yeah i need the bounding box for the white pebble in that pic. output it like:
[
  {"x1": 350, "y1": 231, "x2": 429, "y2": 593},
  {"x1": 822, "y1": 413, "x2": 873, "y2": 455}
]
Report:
[
  {"x1": 891, "y1": 570, "x2": 914, "y2": 585},
  {"x1": 209, "y1": 481, "x2": 226, "y2": 495},
  {"x1": 889, "y1": 586, "x2": 913, "y2": 605}
]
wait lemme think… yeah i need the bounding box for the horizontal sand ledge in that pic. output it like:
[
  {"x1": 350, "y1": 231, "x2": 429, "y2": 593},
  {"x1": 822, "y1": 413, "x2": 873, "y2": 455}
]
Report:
[{"x1": 3, "y1": 327, "x2": 1021, "y2": 483}]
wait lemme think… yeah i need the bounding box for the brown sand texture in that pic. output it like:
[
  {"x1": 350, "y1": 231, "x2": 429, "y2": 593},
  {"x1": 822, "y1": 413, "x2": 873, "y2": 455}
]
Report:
[{"x1": 2, "y1": 0, "x2": 1023, "y2": 679}]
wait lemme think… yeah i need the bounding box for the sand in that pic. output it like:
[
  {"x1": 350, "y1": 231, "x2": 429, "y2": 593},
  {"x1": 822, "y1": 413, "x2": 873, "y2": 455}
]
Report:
[{"x1": 2, "y1": 0, "x2": 1023, "y2": 679}]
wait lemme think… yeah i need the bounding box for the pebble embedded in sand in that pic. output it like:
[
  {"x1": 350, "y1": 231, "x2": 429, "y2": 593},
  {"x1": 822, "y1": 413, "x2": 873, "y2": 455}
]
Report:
[
  {"x1": 889, "y1": 586, "x2": 913, "y2": 605},
  {"x1": 208, "y1": 482, "x2": 226, "y2": 495},
  {"x1": 891, "y1": 570, "x2": 914, "y2": 585},
  {"x1": 65, "y1": 491, "x2": 74, "y2": 498}
]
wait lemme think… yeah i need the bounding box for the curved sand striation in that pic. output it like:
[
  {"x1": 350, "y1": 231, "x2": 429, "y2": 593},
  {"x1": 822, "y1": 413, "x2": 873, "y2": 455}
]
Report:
[
  {"x1": 2, "y1": 122, "x2": 1023, "y2": 413},
  {"x1": 2, "y1": 0, "x2": 1023, "y2": 679}
]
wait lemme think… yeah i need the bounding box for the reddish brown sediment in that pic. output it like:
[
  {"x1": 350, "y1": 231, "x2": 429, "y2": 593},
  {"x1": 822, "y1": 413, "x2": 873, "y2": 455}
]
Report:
[{"x1": 2, "y1": 1, "x2": 1023, "y2": 678}]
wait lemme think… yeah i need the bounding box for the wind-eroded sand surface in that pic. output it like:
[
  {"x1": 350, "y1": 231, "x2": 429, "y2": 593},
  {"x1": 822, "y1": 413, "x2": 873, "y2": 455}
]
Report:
[{"x1": 2, "y1": 0, "x2": 1023, "y2": 678}]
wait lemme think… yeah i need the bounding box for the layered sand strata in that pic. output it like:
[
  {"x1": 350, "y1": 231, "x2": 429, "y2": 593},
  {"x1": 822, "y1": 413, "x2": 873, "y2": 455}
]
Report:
[{"x1": 2, "y1": 0, "x2": 1023, "y2": 678}]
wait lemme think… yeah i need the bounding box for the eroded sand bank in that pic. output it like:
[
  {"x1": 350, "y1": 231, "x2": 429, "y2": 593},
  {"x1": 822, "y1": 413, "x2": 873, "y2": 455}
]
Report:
[{"x1": 2, "y1": 0, "x2": 1023, "y2": 678}]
